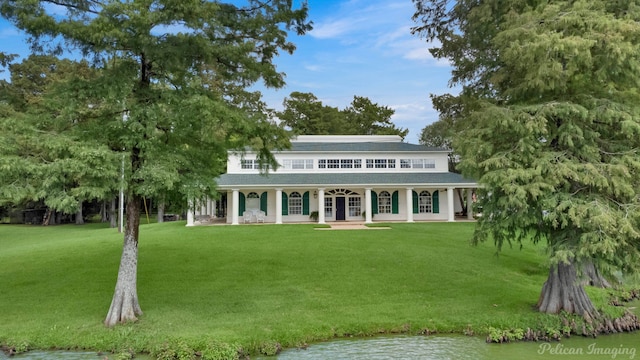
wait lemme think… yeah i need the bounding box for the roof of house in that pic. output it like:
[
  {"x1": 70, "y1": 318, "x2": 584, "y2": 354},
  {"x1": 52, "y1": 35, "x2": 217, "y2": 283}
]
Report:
[
  {"x1": 286, "y1": 142, "x2": 447, "y2": 153},
  {"x1": 217, "y1": 172, "x2": 476, "y2": 189}
]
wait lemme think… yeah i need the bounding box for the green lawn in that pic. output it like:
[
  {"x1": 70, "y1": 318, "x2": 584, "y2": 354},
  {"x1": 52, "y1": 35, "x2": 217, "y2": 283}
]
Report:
[{"x1": 0, "y1": 221, "x2": 615, "y2": 357}]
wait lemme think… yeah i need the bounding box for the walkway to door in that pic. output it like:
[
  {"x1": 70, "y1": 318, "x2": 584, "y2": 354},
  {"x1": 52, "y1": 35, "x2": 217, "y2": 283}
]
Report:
[{"x1": 315, "y1": 222, "x2": 391, "y2": 230}]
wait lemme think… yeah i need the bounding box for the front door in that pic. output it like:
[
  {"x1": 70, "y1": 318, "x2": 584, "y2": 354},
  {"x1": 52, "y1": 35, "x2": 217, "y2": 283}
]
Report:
[{"x1": 336, "y1": 196, "x2": 346, "y2": 221}]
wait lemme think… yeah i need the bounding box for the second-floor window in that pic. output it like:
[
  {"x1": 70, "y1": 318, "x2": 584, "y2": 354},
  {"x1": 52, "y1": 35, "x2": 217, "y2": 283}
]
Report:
[
  {"x1": 282, "y1": 159, "x2": 313, "y2": 169},
  {"x1": 366, "y1": 159, "x2": 396, "y2": 169},
  {"x1": 241, "y1": 159, "x2": 260, "y2": 169},
  {"x1": 319, "y1": 159, "x2": 362, "y2": 169},
  {"x1": 401, "y1": 159, "x2": 436, "y2": 169}
]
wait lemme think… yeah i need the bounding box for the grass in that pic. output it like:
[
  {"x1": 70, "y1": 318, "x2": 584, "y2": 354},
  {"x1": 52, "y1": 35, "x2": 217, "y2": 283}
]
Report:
[{"x1": 0, "y1": 222, "x2": 631, "y2": 357}]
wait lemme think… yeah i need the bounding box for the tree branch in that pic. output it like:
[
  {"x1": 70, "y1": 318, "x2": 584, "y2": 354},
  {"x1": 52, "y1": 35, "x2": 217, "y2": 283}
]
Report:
[{"x1": 41, "y1": 0, "x2": 100, "y2": 15}]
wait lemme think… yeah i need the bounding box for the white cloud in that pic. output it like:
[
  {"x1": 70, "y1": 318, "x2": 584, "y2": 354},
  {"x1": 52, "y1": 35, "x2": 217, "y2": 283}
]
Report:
[
  {"x1": 310, "y1": 0, "x2": 411, "y2": 42},
  {"x1": 403, "y1": 46, "x2": 433, "y2": 61},
  {"x1": 0, "y1": 27, "x2": 19, "y2": 39},
  {"x1": 310, "y1": 19, "x2": 355, "y2": 39},
  {"x1": 375, "y1": 26, "x2": 410, "y2": 48},
  {"x1": 304, "y1": 64, "x2": 323, "y2": 72}
]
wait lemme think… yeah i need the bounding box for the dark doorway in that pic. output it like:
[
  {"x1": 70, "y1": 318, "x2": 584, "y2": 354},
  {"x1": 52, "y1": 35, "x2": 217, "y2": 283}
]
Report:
[{"x1": 336, "y1": 196, "x2": 346, "y2": 221}]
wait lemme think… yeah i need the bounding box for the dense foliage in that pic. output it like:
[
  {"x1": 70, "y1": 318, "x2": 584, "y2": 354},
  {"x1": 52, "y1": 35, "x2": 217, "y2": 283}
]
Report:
[
  {"x1": 277, "y1": 91, "x2": 409, "y2": 138},
  {"x1": 0, "y1": 0, "x2": 310, "y2": 325},
  {"x1": 413, "y1": 0, "x2": 640, "y2": 317}
]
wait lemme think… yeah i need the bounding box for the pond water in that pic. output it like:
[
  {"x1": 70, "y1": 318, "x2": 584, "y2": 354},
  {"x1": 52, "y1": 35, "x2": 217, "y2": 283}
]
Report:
[
  {"x1": 4, "y1": 332, "x2": 639, "y2": 360},
  {"x1": 261, "y1": 333, "x2": 640, "y2": 360}
]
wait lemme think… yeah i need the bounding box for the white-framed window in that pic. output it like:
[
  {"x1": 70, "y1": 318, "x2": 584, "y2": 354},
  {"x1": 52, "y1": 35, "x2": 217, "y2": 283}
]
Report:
[
  {"x1": 241, "y1": 159, "x2": 259, "y2": 169},
  {"x1": 324, "y1": 197, "x2": 333, "y2": 218},
  {"x1": 318, "y1": 159, "x2": 362, "y2": 169},
  {"x1": 419, "y1": 191, "x2": 432, "y2": 213},
  {"x1": 289, "y1": 191, "x2": 302, "y2": 215},
  {"x1": 366, "y1": 159, "x2": 396, "y2": 169},
  {"x1": 401, "y1": 159, "x2": 436, "y2": 169},
  {"x1": 282, "y1": 159, "x2": 313, "y2": 169},
  {"x1": 348, "y1": 196, "x2": 361, "y2": 217},
  {"x1": 378, "y1": 191, "x2": 391, "y2": 214},
  {"x1": 247, "y1": 192, "x2": 260, "y2": 210}
]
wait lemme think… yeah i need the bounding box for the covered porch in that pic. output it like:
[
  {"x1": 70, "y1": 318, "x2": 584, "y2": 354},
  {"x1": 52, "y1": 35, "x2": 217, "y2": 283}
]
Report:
[{"x1": 187, "y1": 172, "x2": 477, "y2": 226}]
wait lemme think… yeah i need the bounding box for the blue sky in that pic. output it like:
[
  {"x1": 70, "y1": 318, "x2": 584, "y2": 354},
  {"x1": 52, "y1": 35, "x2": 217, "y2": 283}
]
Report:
[{"x1": 0, "y1": 0, "x2": 455, "y2": 143}]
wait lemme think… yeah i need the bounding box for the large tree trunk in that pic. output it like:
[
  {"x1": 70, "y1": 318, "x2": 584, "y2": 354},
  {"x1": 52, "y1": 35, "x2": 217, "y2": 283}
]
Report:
[
  {"x1": 537, "y1": 260, "x2": 599, "y2": 320},
  {"x1": 75, "y1": 201, "x2": 84, "y2": 225},
  {"x1": 42, "y1": 208, "x2": 52, "y2": 226},
  {"x1": 101, "y1": 200, "x2": 108, "y2": 223},
  {"x1": 110, "y1": 197, "x2": 117, "y2": 228},
  {"x1": 157, "y1": 200, "x2": 165, "y2": 223},
  {"x1": 104, "y1": 195, "x2": 143, "y2": 326},
  {"x1": 581, "y1": 261, "x2": 611, "y2": 289}
]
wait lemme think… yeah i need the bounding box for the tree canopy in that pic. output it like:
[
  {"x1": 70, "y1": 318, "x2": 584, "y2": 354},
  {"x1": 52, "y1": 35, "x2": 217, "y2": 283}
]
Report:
[
  {"x1": 277, "y1": 91, "x2": 409, "y2": 139},
  {"x1": 413, "y1": 0, "x2": 640, "y2": 325},
  {"x1": 0, "y1": 55, "x2": 117, "y2": 219},
  {"x1": 0, "y1": 0, "x2": 310, "y2": 326}
]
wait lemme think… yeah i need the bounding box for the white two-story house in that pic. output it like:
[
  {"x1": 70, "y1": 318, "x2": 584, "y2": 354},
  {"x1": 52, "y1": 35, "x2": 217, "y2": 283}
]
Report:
[{"x1": 191, "y1": 135, "x2": 477, "y2": 225}]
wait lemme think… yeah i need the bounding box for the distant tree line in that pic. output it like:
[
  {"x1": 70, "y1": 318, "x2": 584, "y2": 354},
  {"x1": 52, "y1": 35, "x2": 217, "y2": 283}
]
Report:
[{"x1": 277, "y1": 91, "x2": 409, "y2": 139}]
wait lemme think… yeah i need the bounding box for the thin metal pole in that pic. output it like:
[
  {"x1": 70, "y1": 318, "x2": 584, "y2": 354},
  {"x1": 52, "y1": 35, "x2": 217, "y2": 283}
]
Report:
[{"x1": 119, "y1": 154, "x2": 124, "y2": 233}]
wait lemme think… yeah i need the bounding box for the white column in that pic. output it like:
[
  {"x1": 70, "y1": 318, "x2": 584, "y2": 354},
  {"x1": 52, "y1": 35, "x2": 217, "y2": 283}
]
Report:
[
  {"x1": 275, "y1": 188, "x2": 283, "y2": 224},
  {"x1": 186, "y1": 199, "x2": 195, "y2": 227},
  {"x1": 231, "y1": 189, "x2": 239, "y2": 225},
  {"x1": 364, "y1": 188, "x2": 372, "y2": 223},
  {"x1": 406, "y1": 187, "x2": 414, "y2": 223},
  {"x1": 447, "y1": 187, "x2": 455, "y2": 222},
  {"x1": 467, "y1": 189, "x2": 474, "y2": 220},
  {"x1": 318, "y1": 188, "x2": 326, "y2": 224},
  {"x1": 212, "y1": 199, "x2": 217, "y2": 218}
]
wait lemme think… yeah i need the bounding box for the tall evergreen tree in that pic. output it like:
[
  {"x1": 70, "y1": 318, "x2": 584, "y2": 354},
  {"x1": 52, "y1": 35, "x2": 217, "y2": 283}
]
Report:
[
  {"x1": 0, "y1": 0, "x2": 310, "y2": 326},
  {"x1": 413, "y1": 0, "x2": 640, "y2": 329}
]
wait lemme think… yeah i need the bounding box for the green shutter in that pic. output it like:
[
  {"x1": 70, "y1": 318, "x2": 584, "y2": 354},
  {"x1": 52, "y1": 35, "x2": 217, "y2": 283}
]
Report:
[
  {"x1": 282, "y1": 192, "x2": 288, "y2": 215},
  {"x1": 238, "y1": 192, "x2": 246, "y2": 216},
  {"x1": 260, "y1": 192, "x2": 268, "y2": 215},
  {"x1": 432, "y1": 190, "x2": 439, "y2": 214},
  {"x1": 412, "y1": 191, "x2": 419, "y2": 214},
  {"x1": 371, "y1": 191, "x2": 378, "y2": 215},
  {"x1": 303, "y1": 191, "x2": 310, "y2": 215},
  {"x1": 392, "y1": 191, "x2": 399, "y2": 214}
]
